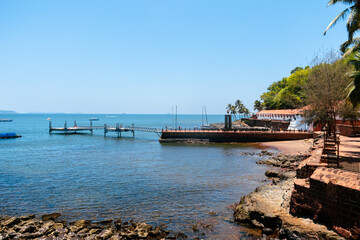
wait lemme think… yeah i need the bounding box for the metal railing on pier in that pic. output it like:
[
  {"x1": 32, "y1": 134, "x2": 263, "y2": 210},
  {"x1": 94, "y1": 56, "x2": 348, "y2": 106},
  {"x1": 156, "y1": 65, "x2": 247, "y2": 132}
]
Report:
[{"x1": 49, "y1": 121, "x2": 162, "y2": 138}]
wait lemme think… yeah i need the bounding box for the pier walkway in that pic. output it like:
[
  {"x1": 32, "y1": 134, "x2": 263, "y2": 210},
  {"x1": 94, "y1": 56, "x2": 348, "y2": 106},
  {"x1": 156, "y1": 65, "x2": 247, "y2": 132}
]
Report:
[{"x1": 49, "y1": 121, "x2": 162, "y2": 137}]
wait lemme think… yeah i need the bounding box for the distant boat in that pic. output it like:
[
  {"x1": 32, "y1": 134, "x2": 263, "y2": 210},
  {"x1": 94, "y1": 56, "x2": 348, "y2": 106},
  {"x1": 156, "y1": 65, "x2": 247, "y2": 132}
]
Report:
[
  {"x1": 0, "y1": 132, "x2": 21, "y2": 139},
  {"x1": 89, "y1": 118, "x2": 99, "y2": 121},
  {"x1": 0, "y1": 119, "x2": 12, "y2": 122},
  {"x1": 201, "y1": 106, "x2": 210, "y2": 129},
  {"x1": 46, "y1": 118, "x2": 51, "y2": 120}
]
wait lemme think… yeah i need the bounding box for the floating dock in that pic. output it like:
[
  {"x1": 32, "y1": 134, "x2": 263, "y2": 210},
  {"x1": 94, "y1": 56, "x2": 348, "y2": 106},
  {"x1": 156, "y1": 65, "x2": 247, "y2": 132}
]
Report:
[
  {"x1": 159, "y1": 129, "x2": 313, "y2": 143},
  {"x1": 49, "y1": 121, "x2": 161, "y2": 137}
]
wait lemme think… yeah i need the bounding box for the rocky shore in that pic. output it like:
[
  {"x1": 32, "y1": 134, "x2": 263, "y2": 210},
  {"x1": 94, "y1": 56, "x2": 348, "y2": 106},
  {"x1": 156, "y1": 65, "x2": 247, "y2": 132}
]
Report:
[
  {"x1": 256, "y1": 154, "x2": 309, "y2": 170},
  {"x1": 0, "y1": 213, "x2": 188, "y2": 240},
  {"x1": 233, "y1": 153, "x2": 344, "y2": 240}
]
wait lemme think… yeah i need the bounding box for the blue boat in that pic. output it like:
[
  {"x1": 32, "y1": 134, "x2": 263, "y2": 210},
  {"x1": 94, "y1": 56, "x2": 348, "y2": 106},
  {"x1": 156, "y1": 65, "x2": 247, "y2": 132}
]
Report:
[
  {"x1": 0, "y1": 120, "x2": 21, "y2": 138},
  {"x1": 0, "y1": 132, "x2": 21, "y2": 139}
]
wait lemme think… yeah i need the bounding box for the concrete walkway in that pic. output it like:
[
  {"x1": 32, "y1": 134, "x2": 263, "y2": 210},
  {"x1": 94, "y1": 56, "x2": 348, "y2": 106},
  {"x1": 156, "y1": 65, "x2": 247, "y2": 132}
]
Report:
[{"x1": 339, "y1": 135, "x2": 360, "y2": 172}]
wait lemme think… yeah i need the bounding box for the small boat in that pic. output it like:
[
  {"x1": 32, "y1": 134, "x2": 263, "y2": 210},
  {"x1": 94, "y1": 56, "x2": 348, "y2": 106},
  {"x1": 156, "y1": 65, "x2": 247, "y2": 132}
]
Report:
[
  {"x1": 46, "y1": 118, "x2": 51, "y2": 120},
  {"x1": 0, "y1": 119, "x2": 12, "y2": 122},
  {"x1": 0, "y1": 132, "x2": 21, "y2": 139},
  {"x1": 89, "y1": 118, "x2": 99, "y2": 121}
]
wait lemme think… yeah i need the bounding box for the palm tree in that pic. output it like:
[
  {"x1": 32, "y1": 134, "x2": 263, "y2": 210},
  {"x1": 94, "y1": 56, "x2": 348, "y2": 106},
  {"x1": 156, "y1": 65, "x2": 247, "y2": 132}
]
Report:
[
  {"x1": 226, "y1": 104, "x2": 237, "y2": 120},
  {"x1": 347, "y1": 52, "x2": 360, "y2": 106},
  {"x1": 324, "y1": 0, "x2": 360, "y2": 55},
  {"x1": 235, "y1": 100, "x2": 250, "y2": 117},
  {"x1": 254, "y1": 100, "x2": 264, "y2": 111}
]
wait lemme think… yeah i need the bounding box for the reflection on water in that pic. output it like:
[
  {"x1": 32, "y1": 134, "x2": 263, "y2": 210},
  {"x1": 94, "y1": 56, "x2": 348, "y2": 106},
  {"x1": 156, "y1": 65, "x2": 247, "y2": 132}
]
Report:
[{"x1": 0, "y1": 114, "x2": 273, "y2": 239}]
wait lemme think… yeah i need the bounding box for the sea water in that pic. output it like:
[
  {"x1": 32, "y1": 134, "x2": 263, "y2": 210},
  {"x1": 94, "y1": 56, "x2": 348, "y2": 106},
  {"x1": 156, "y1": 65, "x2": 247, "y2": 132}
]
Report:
[{"x1": 0, "y1": 114, "x2": 273, "y2": 239}]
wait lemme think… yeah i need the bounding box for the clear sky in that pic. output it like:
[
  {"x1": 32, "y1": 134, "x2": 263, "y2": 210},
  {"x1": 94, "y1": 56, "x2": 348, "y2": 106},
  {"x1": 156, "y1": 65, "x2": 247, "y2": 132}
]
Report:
[{"x1": 0, "y1": 0, "x2": 348, "y2": 114}]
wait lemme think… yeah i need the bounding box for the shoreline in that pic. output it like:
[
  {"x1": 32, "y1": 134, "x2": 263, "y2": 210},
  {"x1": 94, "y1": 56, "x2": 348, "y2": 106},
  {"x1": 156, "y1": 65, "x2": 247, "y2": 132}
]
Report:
[
  {"x1": 233, "y1": 137, "x2": 345, "y2": 239},
  {"x1": 258, "y1": 138, "x2": 313, "y2": 155},
  {"x1": 0, "y1": 213, "x2": 188, "y2": 240}
]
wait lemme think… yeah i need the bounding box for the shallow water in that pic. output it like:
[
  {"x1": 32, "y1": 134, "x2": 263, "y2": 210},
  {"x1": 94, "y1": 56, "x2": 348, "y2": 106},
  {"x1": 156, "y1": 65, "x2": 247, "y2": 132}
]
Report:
[{"x1": 0, "y1": 114, "x2": 273, "y2": 239}]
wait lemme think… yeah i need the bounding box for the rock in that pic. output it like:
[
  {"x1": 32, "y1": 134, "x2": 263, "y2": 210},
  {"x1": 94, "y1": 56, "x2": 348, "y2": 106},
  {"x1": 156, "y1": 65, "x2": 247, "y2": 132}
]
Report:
[
  {"x1": 19, "y1": 224, "x2": 37, "y2": 234},
  {"x1": 98, "y1": 219, "x2": 113, "y2": 226},
  {"x1": 2, "y1": 217, "x2": 21, "y2": 227},
  {"x1": 89, "y1": 228, "x2": 102, "y2": 235},
  {"x1": 279, "y1": 171, "x2": 296, "y2": 180},
  {"x1": 20, "y1": 215, "x2": 36, "y2": 221},
  {"x1": 0, "y1": 214, "x2": 185, "y2": 240},
  {"x1": 135, "y1": 222, "x2": 152, "y2": 232},
  {"x1": 257, "y1": 154, "x2": 307, "y2": 170},
  {"x1": 69, "y1": 225, "x2": 80, "y2": 232},
  {"x1": 77, "y1": 227, "x2": 89, "y2": 234},
  {"x1": 259, "y1": 150, "x2": 273, "y2": 156},
  {"x1": 175, "y1": 232, "x2": 188, "y2": 239},
  {"x1": 97, "y1": 228, "x2": 113, "y2": 239},
  {"x1": 74, "y1": 219, "x2": 91, "y2": 229},
  {"x1": 262, "y1": 227, "x2": 273, "y2": 235},
  {"x1": 41, "y1": 213, "x2": 61, "y2": 221},
  {"x1": 114, "y1": 218, "x2": 122, "y2": 230},
  {"x1": 109, "y1": 234, "x2": 121, "y2": 240},
  {"x1": 137, "y1": 231, "x2": 148, "y2": 238},
  {"x1": 52, "y1": 222, "x2": 64, "y2": 230},
  {"x1": 38, "y1": 221, "x2": 55, "y2": 235},
  {"x1": 234, "y1": 179, "x2": 344, "y2": 240},
  {"x1": 265, "y1": 169, "x2": 281, "y2": 178}
]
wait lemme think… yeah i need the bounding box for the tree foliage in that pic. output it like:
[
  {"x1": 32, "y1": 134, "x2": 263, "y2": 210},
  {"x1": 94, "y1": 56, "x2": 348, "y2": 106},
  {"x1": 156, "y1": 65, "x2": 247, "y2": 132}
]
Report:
[
  {"x1": 324, "y1": 0, "x2": 360, "y2": 56},
  {"x1": 260, "y1": 67, "x2": 311, "y2": 110},
  {"x1": 303, "y1": 58, "x2": 352, "y2": 134},
  {"x1": 226, "y1": 100, "x2": 249, "y2": 120},
  {"x1": 339, "y1": 101, "x2": 360, "y2": 131},
  {"x1": 253, "y1": 100, "x2": 264, "y2": 111},
  {"x1": 346, "y1": 52, "x2": 360, "y2": 106}
]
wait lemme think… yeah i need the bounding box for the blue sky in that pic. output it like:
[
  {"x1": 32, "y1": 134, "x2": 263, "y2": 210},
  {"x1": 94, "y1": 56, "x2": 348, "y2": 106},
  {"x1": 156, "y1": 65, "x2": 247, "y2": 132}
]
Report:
[{"x1": 0, "y1": 0, "x2": 348, "y2": 114}]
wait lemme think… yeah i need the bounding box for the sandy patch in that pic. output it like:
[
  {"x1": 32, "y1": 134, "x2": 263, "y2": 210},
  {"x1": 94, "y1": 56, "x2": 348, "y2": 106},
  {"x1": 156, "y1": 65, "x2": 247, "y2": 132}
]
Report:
[{"x1": 259, "y1": 139, "x2": 313, "y2": 155}]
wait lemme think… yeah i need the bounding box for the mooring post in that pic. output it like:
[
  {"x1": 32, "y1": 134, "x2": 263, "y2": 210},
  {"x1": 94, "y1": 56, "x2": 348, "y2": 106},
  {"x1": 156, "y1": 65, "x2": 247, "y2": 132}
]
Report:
[
  {"x1": 49, "y1": 121, "x2": 52, "y2": 133},
  {"x1": 120, "y1": 123, "x2": 122, "y2": 138},
  {"x1": 104, "y1": 124, "x2": 107, "y2": 137},
  {"x1": 116, "y1": 123, "x2": 120, "y2": 138}
]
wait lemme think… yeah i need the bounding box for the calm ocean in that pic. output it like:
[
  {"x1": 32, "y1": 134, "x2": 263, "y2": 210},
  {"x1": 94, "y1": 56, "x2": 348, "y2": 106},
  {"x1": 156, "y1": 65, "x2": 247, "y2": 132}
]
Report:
[{"x1": 0, "y1": 114, "x2": 273, "y2": 239}]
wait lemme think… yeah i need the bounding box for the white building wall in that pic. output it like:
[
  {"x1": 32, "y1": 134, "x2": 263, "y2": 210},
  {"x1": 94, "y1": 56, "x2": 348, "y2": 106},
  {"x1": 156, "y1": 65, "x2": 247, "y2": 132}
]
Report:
[{"x1": 257, "y1": 114, "x2": 310, "y2": 131}]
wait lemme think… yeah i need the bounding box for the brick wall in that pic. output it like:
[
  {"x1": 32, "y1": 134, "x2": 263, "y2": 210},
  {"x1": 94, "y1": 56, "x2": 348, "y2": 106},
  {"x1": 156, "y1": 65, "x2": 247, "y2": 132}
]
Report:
[
  {"x1": 291, "y1": 167, "x2": 360, "y2": 239},
  {"x1": 338, "y1": 124, "x2": 360, "y2": 137}
]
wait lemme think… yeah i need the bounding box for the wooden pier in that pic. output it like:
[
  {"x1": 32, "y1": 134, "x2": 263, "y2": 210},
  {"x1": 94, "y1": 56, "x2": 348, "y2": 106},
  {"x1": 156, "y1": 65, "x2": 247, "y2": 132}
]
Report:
[{"x1": 49, "y1": 121, "x2": 161, "y2": 137}]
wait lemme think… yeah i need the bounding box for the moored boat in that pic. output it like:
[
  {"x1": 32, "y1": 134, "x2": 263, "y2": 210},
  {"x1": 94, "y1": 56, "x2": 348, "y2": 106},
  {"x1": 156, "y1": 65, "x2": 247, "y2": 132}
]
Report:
[{"x1": 0, "y1": 132, "x2": 22, "y2": 139}]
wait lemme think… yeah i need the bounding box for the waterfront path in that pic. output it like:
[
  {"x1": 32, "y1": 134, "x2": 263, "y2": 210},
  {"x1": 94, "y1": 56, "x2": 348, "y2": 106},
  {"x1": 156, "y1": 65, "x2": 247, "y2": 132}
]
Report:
[{"x1": 339, "y1": 135, "x2": 360, "y2": 172}]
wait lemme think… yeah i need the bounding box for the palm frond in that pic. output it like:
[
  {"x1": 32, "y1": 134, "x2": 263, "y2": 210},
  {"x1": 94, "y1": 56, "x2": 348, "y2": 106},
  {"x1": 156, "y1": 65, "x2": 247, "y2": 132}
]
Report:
[
  {"x1": 328, "y1": 0, "x2": 357, "y2": 7},
  {"x1": 324, "y1": 8, "x2": 350, "y2": 35}
]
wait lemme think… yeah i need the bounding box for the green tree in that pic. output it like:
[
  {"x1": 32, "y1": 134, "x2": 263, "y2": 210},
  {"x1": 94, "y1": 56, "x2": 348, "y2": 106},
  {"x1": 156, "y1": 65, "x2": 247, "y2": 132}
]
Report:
[
  {"x1": 226, "y1": 104, "x2": 237, "y2": 120},
  {"x1": 235, "y1": 100, "x2": 249, "y2": 116},
  {"x1": 346, "y1": 52, "x2": 360, "y2": 106},
  {"x1": 324, "y1": 0, "x2": 360, "y2": 55},
  {"x1": 290, "y1": 66, "x2": 303, "y2": 74},
  {"x1": 304, "y1": 57, "x2": 352, "y2": 135},
  {"x1": 339, "y1": 101, "x2": 360, "y2": 132},
  {"x1": 254, "y1": 100, "x2": 264, "y2": 111},
  {"x1": 260, "y1": 67, "x2": 311, "y2": 109}
]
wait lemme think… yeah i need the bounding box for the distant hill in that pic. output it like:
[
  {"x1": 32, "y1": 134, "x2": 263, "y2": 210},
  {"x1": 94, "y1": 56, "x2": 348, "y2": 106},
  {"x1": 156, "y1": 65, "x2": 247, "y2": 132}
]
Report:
[{"x1": 0, "y1": 110, "x2": 17, "y2": 114}]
